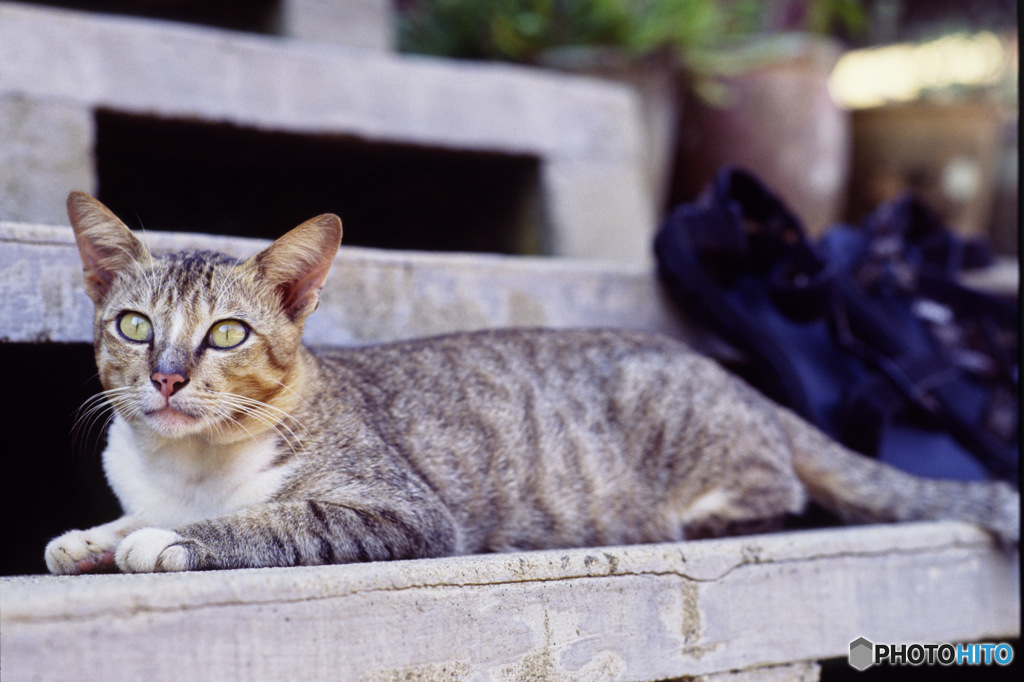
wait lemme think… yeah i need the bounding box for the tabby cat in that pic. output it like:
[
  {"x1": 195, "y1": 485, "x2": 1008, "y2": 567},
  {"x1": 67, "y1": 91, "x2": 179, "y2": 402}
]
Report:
[{"x1": 45, "y1": 193, "x2": 1018, "y2": 574}]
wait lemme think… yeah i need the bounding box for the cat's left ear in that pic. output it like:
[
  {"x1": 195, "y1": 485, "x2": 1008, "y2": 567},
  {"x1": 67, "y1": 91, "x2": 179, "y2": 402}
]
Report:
[{"x1": 249, "y1": 214, "x2": 342, "y2": 322}]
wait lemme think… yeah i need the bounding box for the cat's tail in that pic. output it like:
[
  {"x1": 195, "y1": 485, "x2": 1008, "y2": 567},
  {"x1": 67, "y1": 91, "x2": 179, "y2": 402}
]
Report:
[{"x1": 778, "y1": 409, "x2": 1020, "y2": 546}]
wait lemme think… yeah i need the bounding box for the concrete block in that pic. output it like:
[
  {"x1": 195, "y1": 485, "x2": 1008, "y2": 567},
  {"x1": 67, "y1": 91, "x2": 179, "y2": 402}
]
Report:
[
  {"x1": 278, "y1": 0, "x2": 393, "y2": 51},
  {"x1": 0, "y1": 97, "x2": 95, "y2": 224},
  {"x1": 1, "y1": 522, "x2": 1017, "y2": 681},
  {"x1": 0, "y1": 2, "x2": 656, "y2": 264},
  {"x1": 542, "y1": 158, "x2": 656, "y2": 264}
]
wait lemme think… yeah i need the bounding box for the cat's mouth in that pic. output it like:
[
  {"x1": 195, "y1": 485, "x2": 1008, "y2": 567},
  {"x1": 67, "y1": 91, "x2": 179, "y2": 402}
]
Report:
[{"x1": 144, "y1": 405, "x2": 201, "y2": 435}]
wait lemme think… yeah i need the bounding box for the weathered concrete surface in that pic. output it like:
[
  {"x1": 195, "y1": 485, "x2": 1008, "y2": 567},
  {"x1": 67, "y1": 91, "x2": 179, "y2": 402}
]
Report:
[
  {"x1": 279, "y1": 0, "x2": 393, "y2": 51},
  {"x1": 2, "y1": 522, "x2": 1017, "y2": 681},
  {"x1": 0, "y1": 97, "x2": 95, "y2": 225},
  {"x1": 0, "y1": 1, "x2": 655, "y2": 264},
  {"x1": 0, "y1": 222, "x2": 691, "y2": 346}
]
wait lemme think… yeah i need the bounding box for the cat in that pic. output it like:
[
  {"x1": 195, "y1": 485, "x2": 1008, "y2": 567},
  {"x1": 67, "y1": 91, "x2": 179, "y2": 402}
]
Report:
[{"x1": 45, "y1": 192, "x2": 1019, "y2": 574}]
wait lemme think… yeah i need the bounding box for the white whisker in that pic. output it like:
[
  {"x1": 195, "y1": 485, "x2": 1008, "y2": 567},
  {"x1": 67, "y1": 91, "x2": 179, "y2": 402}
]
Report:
[
  {"x1": 205, "y1": 402, "x2": 264, "y2": 445},
  {"x1": 71, "y1": 386, "x2": 139, "y2": 459},
  {"x1": 111, "y1": 241, "x2": 156, "y2": 302},
  {"x1": 211, "y1": 261, "x2": 252, "y2": 314},
  {"x1": 266, "y1": 377, "x2": 313, "y2": 411},
  {"x1": 196, "y1": 387, "x2": 307, "y2": 453}
]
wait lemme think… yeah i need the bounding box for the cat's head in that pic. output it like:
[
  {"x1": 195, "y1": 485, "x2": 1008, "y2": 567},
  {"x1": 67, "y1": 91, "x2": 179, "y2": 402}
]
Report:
[{"x1": 67, "y1": 193, "x2": 342, "y2": 442}]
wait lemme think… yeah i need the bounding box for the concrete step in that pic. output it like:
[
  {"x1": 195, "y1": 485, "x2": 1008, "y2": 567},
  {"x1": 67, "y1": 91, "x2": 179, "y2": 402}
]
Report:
[
  {"x1": 2, "y1": 522, "x2": 1017, "y2": 681},
  {"x1": 0, "y1": 1, "x2": 655, "y2": 264},
  {"x1": 0, "y1": 221, "x2": 690, "y2": 345}
]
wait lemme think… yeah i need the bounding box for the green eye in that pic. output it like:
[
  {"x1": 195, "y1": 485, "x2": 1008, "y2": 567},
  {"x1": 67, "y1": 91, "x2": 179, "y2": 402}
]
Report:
[
  {"x1": 208, "y1": 320, "x2": 248, "y2": 349},
  {"x1": 117, "y1": 312, "x2": 153, "y2": 343}
]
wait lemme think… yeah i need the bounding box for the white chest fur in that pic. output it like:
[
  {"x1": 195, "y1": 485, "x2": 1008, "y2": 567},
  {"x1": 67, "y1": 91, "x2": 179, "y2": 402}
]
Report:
[{"x1": 103, "y1": 416, "x2": 294, "y2": 528}]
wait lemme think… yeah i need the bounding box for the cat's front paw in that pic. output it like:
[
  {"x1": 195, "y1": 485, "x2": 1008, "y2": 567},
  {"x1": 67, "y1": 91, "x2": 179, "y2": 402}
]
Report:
[
  {"x1": 45, "y1": 529, "x2": 119, "y2": 575},
  {"x1": 115, "y1": 528, "x2": 194, "y2": 573}
]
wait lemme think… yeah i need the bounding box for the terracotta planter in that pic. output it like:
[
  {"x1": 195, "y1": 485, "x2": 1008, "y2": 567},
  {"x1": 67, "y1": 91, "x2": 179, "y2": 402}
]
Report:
[{"x1": 672, "y1": 35, "x2": 849, "y2": 235}]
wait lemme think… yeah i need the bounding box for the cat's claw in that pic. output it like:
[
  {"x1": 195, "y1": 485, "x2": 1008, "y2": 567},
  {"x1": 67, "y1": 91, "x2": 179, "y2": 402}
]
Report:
[{"x1": 116, "y1": 528, "x2": 191, "y2": 573}]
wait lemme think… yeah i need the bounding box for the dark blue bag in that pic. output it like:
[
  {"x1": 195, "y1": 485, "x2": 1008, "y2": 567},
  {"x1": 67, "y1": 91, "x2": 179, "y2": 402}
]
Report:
[{"x1": 655, "y1": 167, "x2": 1018, "y2": 483}]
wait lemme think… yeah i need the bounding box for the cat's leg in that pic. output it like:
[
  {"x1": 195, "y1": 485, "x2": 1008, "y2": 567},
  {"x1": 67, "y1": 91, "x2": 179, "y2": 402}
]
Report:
[
  {"x1": 115, "y1": 499, "x2": 459, "y2": 572},
  {"x1": 45, "y1": 515, "x2": 145, "y2": 574}
]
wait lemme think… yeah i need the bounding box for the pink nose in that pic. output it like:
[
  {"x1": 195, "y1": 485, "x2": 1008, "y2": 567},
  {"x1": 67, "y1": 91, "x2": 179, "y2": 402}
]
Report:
[{"x1": 151, "y1": 371, "x2": 188, "y2": 397}]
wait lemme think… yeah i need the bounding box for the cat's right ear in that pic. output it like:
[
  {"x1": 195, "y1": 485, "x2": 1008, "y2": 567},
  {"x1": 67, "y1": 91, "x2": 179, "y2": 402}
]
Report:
[{"x1": 66, "y1": 192, "x2": 153, "y2": 305}]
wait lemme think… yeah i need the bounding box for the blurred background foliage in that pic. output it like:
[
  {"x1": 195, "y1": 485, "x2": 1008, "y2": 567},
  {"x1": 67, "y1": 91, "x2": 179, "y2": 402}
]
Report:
[{"x1": 397, "y1": 0, "x2": 866, "y2": 65}]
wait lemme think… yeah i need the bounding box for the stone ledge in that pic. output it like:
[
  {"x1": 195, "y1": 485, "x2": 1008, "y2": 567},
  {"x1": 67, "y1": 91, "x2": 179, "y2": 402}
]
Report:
[
  {"x1": 0, "y1": 221, "x2": 691, "y2": 345},
  {"x1": 0, "y1": 1, "x2": 655, "y2": 263},
  {"x1": 0, "y1": 2, "x2": 636, "y2": 161},
  {"x1": 1, "y1": 522, "x2": 1018, "y2": 681}
]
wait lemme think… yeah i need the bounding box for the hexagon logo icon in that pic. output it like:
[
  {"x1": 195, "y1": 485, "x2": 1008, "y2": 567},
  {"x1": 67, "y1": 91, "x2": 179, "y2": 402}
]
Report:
[{"x1": 849, "y1": 637, "x2": 874, "y2": 671}]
